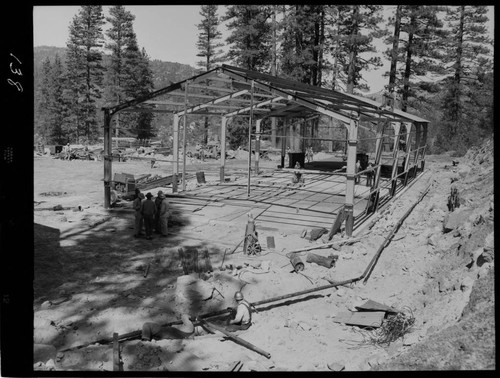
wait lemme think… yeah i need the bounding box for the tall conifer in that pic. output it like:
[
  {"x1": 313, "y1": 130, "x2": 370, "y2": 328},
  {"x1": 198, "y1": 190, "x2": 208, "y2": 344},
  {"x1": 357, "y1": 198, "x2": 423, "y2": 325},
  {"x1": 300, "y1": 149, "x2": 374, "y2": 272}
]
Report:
[{"x1": 65, "y1": 5, "x2": 105, "y2": 142}]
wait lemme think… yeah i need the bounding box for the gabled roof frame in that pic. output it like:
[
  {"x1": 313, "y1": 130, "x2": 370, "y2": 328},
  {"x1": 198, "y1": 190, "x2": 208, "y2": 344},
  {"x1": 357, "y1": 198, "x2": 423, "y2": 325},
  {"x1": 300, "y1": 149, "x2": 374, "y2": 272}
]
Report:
[{"x1": 103, "y1": 64, "x2": 429, "y2": 127}]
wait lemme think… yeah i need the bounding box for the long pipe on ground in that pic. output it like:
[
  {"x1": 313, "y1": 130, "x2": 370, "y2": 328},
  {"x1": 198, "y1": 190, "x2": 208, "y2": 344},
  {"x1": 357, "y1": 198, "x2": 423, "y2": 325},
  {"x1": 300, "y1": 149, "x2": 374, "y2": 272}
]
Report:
[{"x1": 60, "y1": 182, "x2": 431, "y2": 352}]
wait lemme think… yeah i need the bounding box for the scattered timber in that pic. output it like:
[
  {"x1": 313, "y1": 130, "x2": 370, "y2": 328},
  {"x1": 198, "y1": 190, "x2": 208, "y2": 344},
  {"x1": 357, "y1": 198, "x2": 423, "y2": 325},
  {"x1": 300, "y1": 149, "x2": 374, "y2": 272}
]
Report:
[
  {"x1": 197, "y1": 319, "x2": 271, "y2": 359},
  {"x1": 285, "y1": 237, "x2": 361, "y2": 256},
  {"x1": 59, "y1": 187, "x2": 430, "y2": 353}
]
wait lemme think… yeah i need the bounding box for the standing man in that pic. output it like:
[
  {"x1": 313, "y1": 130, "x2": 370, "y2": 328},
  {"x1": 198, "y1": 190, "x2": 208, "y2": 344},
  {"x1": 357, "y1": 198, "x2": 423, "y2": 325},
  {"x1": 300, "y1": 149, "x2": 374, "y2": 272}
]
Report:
[
  {"x1": 158, "y1": 192, "x2": 169, "y2": 237},
  {"x1": 225, "y1": 292, "x2": 252, "y2": 332},
  {"x1": 133, "y1": 190, "x2": 145, "y2": 238},
  {"x1": 154, "y1": 190, "x2": 164, "y2": 233},
  {"x1": 141, "y1": 192, "x2": 156, "y2": 240}
]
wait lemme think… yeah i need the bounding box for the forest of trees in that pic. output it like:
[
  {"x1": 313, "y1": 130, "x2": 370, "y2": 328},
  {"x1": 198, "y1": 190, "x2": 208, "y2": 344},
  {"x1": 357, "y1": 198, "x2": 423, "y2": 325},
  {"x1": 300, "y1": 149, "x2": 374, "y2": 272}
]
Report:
[{"x1": 36, "y1": 5, "x2": 493, "y2": 155}]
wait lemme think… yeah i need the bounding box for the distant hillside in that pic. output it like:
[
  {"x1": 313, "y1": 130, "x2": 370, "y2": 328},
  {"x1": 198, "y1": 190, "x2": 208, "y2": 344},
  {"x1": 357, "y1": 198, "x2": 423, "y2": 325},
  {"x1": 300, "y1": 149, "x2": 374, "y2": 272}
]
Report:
[{"x1": 33, "y1": 46, "x2": 200, "y2": 91}]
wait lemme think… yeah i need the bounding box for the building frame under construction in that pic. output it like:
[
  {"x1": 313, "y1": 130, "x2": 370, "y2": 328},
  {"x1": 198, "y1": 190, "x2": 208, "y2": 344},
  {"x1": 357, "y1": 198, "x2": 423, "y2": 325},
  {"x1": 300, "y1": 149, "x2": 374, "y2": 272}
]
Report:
[{"x1": 101, "y1": 65, "x2": 429, "y2": 236}]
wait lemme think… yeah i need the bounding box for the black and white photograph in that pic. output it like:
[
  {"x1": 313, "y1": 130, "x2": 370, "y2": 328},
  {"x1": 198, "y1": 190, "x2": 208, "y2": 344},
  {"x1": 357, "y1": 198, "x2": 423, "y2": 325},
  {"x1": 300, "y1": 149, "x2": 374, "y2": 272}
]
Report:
[{"x1": 3, "y1": 3, "x2": 495, "y2": 374}]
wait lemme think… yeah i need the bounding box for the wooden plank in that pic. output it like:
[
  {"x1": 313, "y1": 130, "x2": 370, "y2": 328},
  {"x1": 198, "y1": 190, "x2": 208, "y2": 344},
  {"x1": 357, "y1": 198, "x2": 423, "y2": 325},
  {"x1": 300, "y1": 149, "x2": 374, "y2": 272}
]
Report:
[
  {"x1": 199, "y1": 320, "x2": 271, "y2": 359},
  {"x1": 266, "y1": 236, "x2": 275, "y2": 249},
  {"x1": 332, "y1": 311, "x2": 385, "y2": 328},
  {"x1": 355, "y1": 300, "x2": 400, "y2": 314}
]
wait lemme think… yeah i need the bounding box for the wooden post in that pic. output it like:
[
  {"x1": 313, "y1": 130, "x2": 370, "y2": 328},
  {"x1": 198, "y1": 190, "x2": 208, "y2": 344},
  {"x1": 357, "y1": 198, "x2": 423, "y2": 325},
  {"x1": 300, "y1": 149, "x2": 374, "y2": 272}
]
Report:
[
  {"x1": 247, "y1": 80, "x2": 255, "y2": 197},
  {"x1": 172, "y1": 114, "x2": 179, "y2": 193},
  {"x1": 255, "y1": 119, "x2": 261, "y2": 175},
  {"x1": 220, "y1": 116, "x2": 227, "y2": 183},
  {"x1": 402, "y1": 122, "x2": 412, "y2": 186},
  {"x1": 421, "y1": 123, "x2": 428, "y2": 171},
  {"x1": 281, "y1": 118, "x2": 288, "y2": 168},
  {"x1": 370, "y1": 120, "x2": 386, "y2": 212},
  {"x1": 390, "y1": 122, "x2": 401, "y2": 196},
  {"x1": 345, "y1": 118, "x2": 359, "y2": 237},
  {"x1": 103, "y1": 109, "x2": 112, "y2": 209},
  {"x1": 182, "y1": 81, "x2": 189, "y2": 192},
  {"x1": 413, "y1": 122, "x2": 421, "y2": 172},
  {"x1": 113, "y1": 332, "x2": 121, "y2": 371}
]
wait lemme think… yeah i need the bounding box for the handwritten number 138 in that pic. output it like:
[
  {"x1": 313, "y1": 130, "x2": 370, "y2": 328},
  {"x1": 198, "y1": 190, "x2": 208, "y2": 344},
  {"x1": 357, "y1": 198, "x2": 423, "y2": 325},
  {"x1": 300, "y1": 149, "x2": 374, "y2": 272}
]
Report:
[{"x1": 8, "y1": 53, "x2": 23, "y2": 93}]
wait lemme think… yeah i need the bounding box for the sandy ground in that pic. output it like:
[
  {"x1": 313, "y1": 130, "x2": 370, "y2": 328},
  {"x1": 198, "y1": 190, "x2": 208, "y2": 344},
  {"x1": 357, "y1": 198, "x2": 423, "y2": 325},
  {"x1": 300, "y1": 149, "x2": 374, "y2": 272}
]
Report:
[{"x1": 33, "y1": 144, "x2": 494, "y2": 372}]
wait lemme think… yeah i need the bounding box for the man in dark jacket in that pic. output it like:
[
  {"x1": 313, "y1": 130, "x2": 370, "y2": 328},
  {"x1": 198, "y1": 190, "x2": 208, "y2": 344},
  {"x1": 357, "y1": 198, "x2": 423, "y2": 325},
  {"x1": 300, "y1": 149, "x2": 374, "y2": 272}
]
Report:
[{"x1": 141, "y1": 192, "x2": 156, "y2": 240}]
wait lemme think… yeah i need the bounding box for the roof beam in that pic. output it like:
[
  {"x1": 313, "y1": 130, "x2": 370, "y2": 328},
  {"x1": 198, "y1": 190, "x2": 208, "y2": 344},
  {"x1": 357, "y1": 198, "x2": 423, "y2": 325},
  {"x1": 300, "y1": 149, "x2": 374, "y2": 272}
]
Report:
[
  {"x1": 221, "y1": 69, "x2": 354, "y2": 124},
  {"x1": 225, "y1": 96, "x2": 285, "y2": 117},
  {"x1": 175, "y1": 89, "x2": 249, "y2": 116},
  {"x1": 105, "y1": 67, "x2": 221, "y2": 114}
]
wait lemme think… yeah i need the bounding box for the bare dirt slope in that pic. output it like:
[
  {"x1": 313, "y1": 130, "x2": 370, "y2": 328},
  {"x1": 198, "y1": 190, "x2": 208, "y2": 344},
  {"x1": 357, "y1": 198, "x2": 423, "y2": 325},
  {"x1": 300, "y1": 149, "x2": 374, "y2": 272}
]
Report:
[{"x1": 33, "y1": 140, "x2": 494, "y2": 371}]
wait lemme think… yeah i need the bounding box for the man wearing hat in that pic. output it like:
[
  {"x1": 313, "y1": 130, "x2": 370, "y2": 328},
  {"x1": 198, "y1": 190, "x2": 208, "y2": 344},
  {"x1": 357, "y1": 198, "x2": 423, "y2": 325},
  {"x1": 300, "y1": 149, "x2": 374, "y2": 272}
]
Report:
[
  {"x1": 133, "y1": 190, "x2": 145, "y2": 238},
  {"x1": 158, "y1": 191, "x2": 170, "y2": 237},
  {"x1": 225, "y1": 291, "x2": 252, "y2": 332},
  {"x1": 154, "y1": 190, "x2": 164, "y2": 234},
  {"x1": 141, "y1": 192, "x2": 156, "y2": 240}
]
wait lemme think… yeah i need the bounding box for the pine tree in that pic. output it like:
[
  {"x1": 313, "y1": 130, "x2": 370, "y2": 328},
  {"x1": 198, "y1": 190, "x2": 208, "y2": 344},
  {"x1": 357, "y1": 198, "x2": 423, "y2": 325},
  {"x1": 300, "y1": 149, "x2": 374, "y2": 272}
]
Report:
[
  {"x1": 105, "y1": 5, "x2": 136, "y2": 107},
  {"x1": 38, "y1": 55, "x2": 69, "y2": 144},
  {"x1": 65, "y1": 5, "x2": 105, "y2": 142},
  {"x1": 49, "y1": 55, "x2": 68, "y2": 144},
  {"x1": 438, "y1": 5, "x2": 492, "y2": 152},
  {"x1": 281, "y1": 5, "x2": 327, "y2": 86},
  {"x1": 196, "y1": 5, "x2": 225, "y2": 71},
  {"x1": 346, "y1": 5, "x2": 385, "y2": 94},
  {"x1": 105, "y1": 6, "x2": 155, "y2": 139},
  {"x1": 38, "y1": 57, "x2": 53, "y2": 142},
  {"x1": 223, "y1": 5, "x2": 273, "y2": 71},
  {"x1": 195, "y1": 5, "x2": 225, "y2": 145}
]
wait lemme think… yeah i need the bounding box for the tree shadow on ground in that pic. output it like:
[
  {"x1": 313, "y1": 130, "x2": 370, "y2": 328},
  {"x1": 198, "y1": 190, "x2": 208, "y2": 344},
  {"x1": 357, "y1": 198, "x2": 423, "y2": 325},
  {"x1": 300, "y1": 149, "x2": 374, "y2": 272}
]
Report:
[{"x1": 33, "y1": 200, "x2": 252, "y2": 361}]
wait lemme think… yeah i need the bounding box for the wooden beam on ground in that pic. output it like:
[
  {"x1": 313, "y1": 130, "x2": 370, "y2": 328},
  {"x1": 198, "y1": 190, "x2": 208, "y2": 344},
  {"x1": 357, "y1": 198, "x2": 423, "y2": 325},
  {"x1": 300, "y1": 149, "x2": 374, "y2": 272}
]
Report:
[{"x1": 197, "y1": 319, "x2": 271, "y2": 359}]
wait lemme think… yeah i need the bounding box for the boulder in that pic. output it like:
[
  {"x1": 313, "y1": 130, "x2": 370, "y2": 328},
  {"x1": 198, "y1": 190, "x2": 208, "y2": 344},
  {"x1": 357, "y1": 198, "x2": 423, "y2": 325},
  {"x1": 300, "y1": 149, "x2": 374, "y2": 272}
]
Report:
[
  {"x1": 34, "y1": 344, "x2": 56, "y2": 364},
  {"x1": 443, "y1": 209, "x2": 473, "y2": 233},
  {"x1": 483, "y1": 232, "x2": 494, "y2": 252},
  {"x1": 458, "y1": 164, "x2": 471, "y2": 178},
  {"x1": 460, "y1": 276, "x2": 475, "y2": 292}
]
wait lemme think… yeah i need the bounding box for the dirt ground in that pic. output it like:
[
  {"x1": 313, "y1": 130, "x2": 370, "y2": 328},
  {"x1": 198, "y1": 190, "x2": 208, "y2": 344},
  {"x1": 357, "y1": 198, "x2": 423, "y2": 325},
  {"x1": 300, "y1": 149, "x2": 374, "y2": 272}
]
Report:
[{"x1": 33, "y1": 141, "x2": 494, "y2": 372}]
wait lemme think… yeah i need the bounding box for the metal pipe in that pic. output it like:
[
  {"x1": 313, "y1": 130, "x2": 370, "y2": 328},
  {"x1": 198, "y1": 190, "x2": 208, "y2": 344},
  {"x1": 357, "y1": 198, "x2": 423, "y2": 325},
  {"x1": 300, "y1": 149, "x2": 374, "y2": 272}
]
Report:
[
  {"x1": 182, "y1": 80, "x2": 189, "y2": 191},
  {"x1": 362, "y1": 182, "x2": 431, "y2": 284},
  {"x1": 247, "y1": 80, "x2": 255, "y2": 197}
]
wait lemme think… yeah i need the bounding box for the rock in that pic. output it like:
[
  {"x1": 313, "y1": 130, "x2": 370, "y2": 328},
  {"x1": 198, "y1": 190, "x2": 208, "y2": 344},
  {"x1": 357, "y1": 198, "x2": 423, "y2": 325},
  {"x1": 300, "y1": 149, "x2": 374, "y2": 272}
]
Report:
[
  {"x1": 438, "y1": 277, "x2": 455, "y2": 293},
  {"x1": 342, "y1": 245, "x2": 355, "y2": 254},
  {"x1": 45, "y1": 359, "x2": 56, "y2": 370},
  {"x1": 34, "y1": 344, "x2": 56, "y2": 364},
  {"x1": 460, "y1": 276, "x2": 475, "y2": 291},
  {"x1": 458, "y1": 164, "x2": 471, "y2": 178},
  {"x1": 41, "y1": 300, "x2": 52, "y2": 309},
  {"x1": 336, "y1": 288, "x2": 346, "y2": 297},
  {"x1": 427, "y1": 233, "x2": 440, "y2": 247},
  {"x1": 260, "y1": 260, "x2": 271, "y2": 271},
  {"x1": 483, "y1": 232, "x2": 494, "y2": 251},
  {"x1": 403, "y1": 332, "x2": 420, "y2": 346},
  {"x1": 479, "y1": 248, "x2": 494, "y2": 266},
  {"x1": 443, "y1": 209, "x2": 473, "y2": 233},
  {"x1": 327, "y1": 362, "x2": 345, "y2": 371}
]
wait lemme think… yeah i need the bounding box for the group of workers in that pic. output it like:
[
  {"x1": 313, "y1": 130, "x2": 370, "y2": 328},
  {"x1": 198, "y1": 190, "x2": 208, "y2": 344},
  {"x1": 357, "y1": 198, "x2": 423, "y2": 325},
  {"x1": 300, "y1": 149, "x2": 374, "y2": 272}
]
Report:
[
  {"x1": 141, "y1": 291, "x2": 253, "y2": 341},
  {"x1": 133, "y1": 188, "x2": 170, "y2": 239}
]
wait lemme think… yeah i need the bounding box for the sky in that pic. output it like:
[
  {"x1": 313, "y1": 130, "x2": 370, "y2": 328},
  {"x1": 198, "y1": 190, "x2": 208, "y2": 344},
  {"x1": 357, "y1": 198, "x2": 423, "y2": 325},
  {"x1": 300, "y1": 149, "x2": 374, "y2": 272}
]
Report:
[{"x1": 33, "y1": 5, "x2": 494, "y2": 94}]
